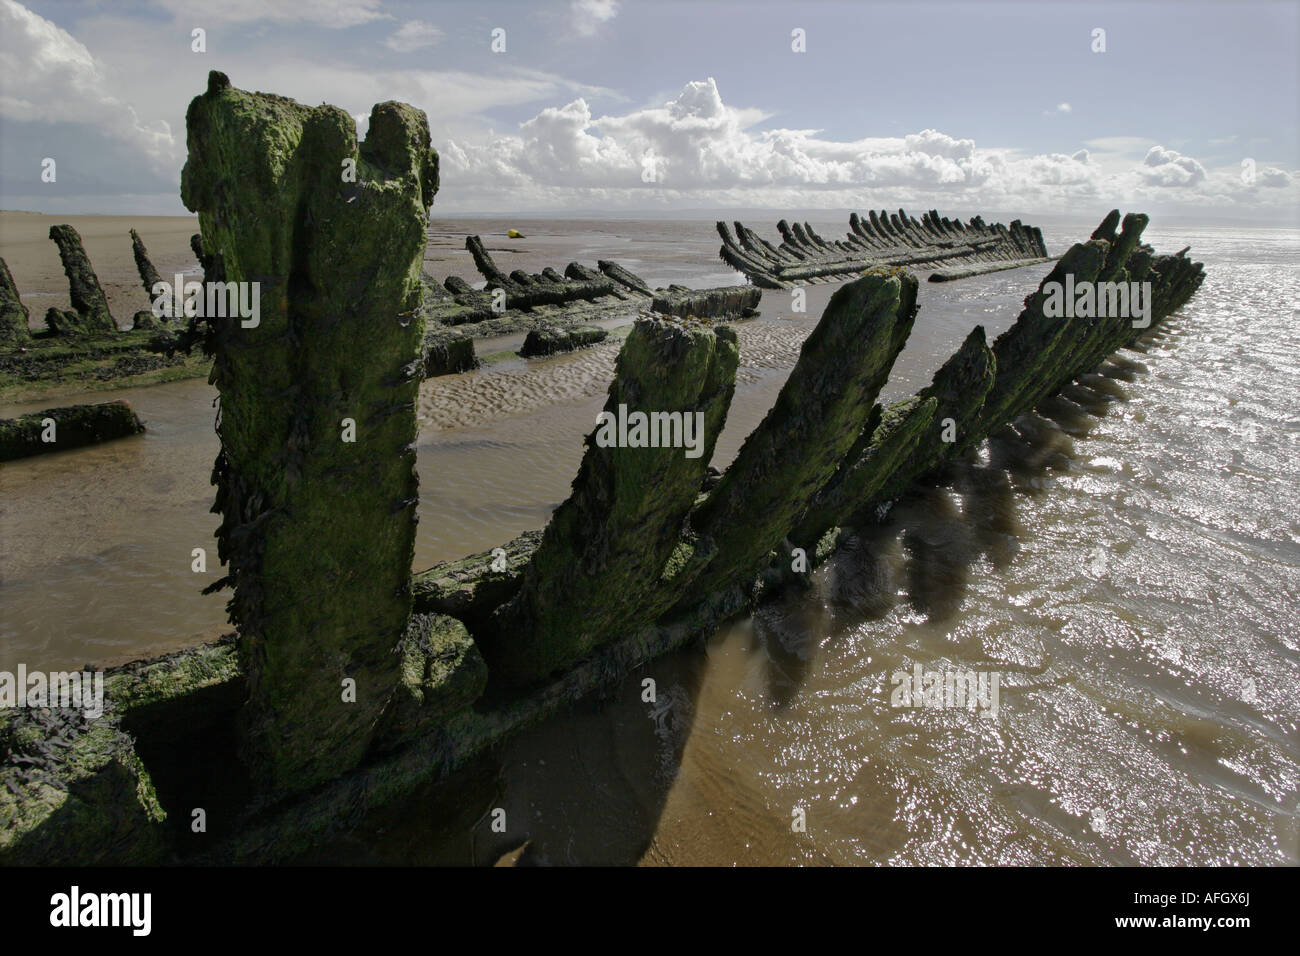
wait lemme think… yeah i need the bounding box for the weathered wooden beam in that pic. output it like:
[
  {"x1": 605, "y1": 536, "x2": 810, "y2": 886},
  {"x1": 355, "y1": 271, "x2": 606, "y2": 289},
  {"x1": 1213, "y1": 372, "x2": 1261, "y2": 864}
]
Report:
[
  {"x1": 480, "y1": 317, "x2": 740, "y2": 688},
  {"x1": 520, "y1": 324, "x2": 608, "y2": 356},
  {"x1": 45, "y1": 224, "x2": 116, "y2": 335},
  {"x1": 667, "y1": 269, "x2": 919, "y2": 608},
  {"x1": 0, "y1": 400, "x2": 144, "y2": 461},
  {"x1": 181, "y1": 70, "x2": 440, "y2": 795},
  {"x1": 651, "y1": 284, "x2": 761, "y2": 319}
]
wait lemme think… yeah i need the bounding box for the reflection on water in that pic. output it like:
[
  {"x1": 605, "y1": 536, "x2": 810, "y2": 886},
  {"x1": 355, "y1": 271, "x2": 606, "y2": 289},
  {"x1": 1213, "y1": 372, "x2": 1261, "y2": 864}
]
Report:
[{"x1": 3, "y1": 221, "x2": 1298, "y2": 865}]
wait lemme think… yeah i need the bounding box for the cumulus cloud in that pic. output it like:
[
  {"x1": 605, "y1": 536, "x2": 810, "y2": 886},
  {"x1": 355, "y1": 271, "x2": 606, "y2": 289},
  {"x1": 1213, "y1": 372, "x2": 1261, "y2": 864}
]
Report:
[
  {"x1": 571, "y1": 0, "x2": 619, "y2": 37},
  {"x1": 441, "y1": 77, "x2": 1108, "y2": 205},
  {"x1": 1140, "y1": 145, "x2": 1208, "y2": 187},
  {"x1": 1057, "y1": 103, "x2": 1072, "y2": 113},
  {"x1": 385, "y1": 20, "x2": 444, "y2": 53},
  {"x1": 0, "y1": 0, "x2": 176, "y2": 166},
  {"x1": 1256, "y1": 166, "x2": 1292, "y2": 187}
]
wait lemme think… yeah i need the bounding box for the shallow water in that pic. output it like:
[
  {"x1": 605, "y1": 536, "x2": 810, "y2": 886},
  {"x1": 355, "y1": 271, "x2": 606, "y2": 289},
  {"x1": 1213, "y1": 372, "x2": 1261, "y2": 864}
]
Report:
[{"x1": 3, "y1": 217, "x2": 1298, "y2": 865}]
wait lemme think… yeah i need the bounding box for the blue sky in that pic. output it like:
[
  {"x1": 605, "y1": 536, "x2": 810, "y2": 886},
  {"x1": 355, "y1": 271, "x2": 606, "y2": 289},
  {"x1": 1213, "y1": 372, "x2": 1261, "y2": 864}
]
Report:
[{"x1": 2, "y1": 0, "x2": 1297, "y2": 222}]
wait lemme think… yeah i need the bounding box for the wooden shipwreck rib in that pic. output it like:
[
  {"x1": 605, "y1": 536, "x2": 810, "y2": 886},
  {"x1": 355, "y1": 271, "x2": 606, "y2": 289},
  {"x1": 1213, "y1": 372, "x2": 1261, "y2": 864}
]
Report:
[
  {"x1": 0, "y1": 75, "x2": 1206, "y2": 866},
  {"x1": 718, "y1": 209, "x2": 1053, "y2": 288}
]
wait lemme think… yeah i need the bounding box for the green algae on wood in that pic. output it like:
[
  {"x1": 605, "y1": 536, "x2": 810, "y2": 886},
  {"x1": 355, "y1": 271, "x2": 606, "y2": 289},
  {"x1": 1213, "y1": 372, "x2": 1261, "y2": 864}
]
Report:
[
  {"x1": 519, "y1": 324, "x2": 608, "y2": 357},
  {"x1": 422, "y1": 328, "x2": 479, "y2": 376},
  {"x1": 482, "y1": 317, "x2": 740, "y2": 688},
  {"x1": 959, "y1": 240, "x2": 1110, "y2": 451},
  {"x1": 0, "y1": 707, "x2": 168, "y2": 866},
  {"x1": 859, "y1": 325, "x2": 997, "y2": 509},
  {"x1": 651, "y1": 285, "x2": 760, "y2": 320},
  {"x1": 180, "y1": 71, "x2": 440, "y2": 795},
  {"x1": 412, "y1": 530, "x2": 541, "y2": 631},
  {"x1": 789, "y1": 394, "x2": 939, "y2": 554},
  {"x1": 130, "y1": 228, "x2": 166, "y2": 315},
  {"x1": 105, "y1": 633, "x2": 243, "y2": 743},
  {"x1": 0, "y1": 333, "x2": 210, "y2": 406},
  {"x1": 371, "y1": 613, "x2": 488, "y2": 753},
  {"x1": 669, "y1": 270, "x2": 917, "y2": 607},
  {"x1": 46, "y1": 224, "x2": 117, "y2": 335},
  {"x1": 0, "y1": 400, "x2": 144, "y2": 462},
  {"x1": 0, "y1": 257, "x2": 31, "y2": 345}
]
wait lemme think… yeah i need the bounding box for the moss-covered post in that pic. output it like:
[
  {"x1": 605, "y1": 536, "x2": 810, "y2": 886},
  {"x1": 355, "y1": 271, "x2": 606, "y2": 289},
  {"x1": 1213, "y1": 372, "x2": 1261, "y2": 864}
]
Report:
[
  {"x1": 46, "y1": 224, "x2": 116, "y2": 335},
  {"x1": 129, "y1": 229, "x2": 165, "y2": 313},
  {"x1": 960, "y1": 240, "x2": 1109, "y2": 450},
  {"x1": 1051, "y1": 212, "x2": 1151, "y2": 389},
  {"x1": 856, "y1": 324, "x2": 997, "y2": 511},
  {"x1": 481, "y1": 318, "x2": 739, "y2": 688},
  {"x1": 669, "y1": 270, "x2": 918, "y2": 607},
  {"x1": 180, "y1": 72, "x2": 439, "y2": 795},
  {"x1": 789, "y1": 395, "x2": 938, "y2": 557},
  {"x1": 0, "y1": 257, "x2": 31, "y2": 345}
]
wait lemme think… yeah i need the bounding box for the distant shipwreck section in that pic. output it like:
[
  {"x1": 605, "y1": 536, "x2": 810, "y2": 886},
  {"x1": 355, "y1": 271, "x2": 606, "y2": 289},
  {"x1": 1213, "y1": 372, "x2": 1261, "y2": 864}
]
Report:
[
  {"x1": 719, "y1": 210, "x2": 1052, "y2": 287},
  {"x1": 0, "y1": 225, "x2": 760, "y2": 403},
  {"x1": 419, "y1": 234, "x2": 760, "y2": 375},
  {"x1": 0, "y1": 75, "x2": 1205, "y2": 866}
]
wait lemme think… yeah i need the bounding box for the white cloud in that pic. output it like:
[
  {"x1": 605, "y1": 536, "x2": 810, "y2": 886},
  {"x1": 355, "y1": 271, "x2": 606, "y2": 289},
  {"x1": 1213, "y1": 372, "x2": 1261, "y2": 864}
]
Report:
[
  {"x1": 1256, "y1": 166, "x2": 1292, "y2": 187},
  {"x1": 571, "y1": 0, "x2": 619, "y2": 37},
  {"x1": 903, "y1": 129, "x2": 975, "y2": 161},
  {"x1": 1057, "y1": 103, "x2": 1072, "y2": 113},
  {"x1": 441, "y1": 78, "x2": 1102, "y2": 202},
  {"x1": 1140, "y1": 145, "x2": 1208, "y2": 187},
  {"x1": 0, "y1": 0, "x2": 176, "y2": 167},
  {"x1": 384, "y1": 20, "x2": 444, "y2": 53},
  {"x1": 444, "y1": 79, "x2": 1008, "y2": 193}
]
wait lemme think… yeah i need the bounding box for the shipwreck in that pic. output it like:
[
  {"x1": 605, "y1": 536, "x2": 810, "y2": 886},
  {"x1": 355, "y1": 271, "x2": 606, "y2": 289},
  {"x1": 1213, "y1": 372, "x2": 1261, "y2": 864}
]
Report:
[
  {"x1": 0, "y1": 75, "x2": 1205, "y2": 864},
  {"x1": 718, "y1": 210, "x2": 1053, "y2": 287}
]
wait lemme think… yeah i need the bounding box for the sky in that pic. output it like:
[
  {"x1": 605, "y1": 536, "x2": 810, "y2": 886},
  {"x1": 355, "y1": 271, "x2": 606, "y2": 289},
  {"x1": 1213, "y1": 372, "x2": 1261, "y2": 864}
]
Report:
[{"x1": 1, "y1": 0, "x2": 1297, "y2": 223}]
